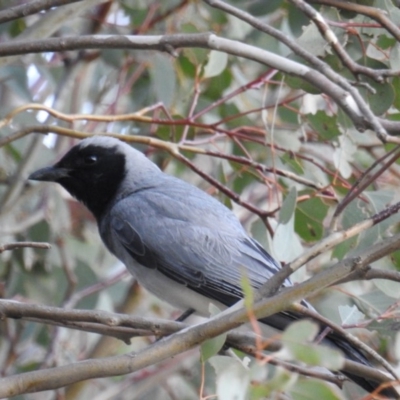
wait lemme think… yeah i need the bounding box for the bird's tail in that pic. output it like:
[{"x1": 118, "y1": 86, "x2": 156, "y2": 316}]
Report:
[
  {"x1": 260, "y1": 312, "x2": 397, "y2": 398},
  {"x1": 325, "y1": 331, "x2": 397, "y2": 398}
]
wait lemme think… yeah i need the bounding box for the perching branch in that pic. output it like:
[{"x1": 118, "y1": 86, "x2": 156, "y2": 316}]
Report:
[
  {"x1": 1, "y1": 232, "x2": 400, "y2": 397},
  {"x1": 1, "y1": 299, "x2": 394, "y2": 390}
]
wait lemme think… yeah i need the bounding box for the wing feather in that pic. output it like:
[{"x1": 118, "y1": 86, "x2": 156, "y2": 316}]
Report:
[{"x1": 101, "y1": 183, "x2": 285, "y2": 304}]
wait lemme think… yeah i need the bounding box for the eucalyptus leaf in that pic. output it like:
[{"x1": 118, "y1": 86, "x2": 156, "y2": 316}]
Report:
[
  {"x1": 251, "y1": 367, "x2": 297, "y2": 398},
  {"x1": 338, "y1": 305, "x2": 365, "y2": 325},
  {"x1": 279, "y1": 186, "x2": 297, "y2": 224},
  {"x1": 290, "y1": 379, "x2": 345, "y2": 400},
  {"x1": 295, "y1": 196, "x2": 328, "y2": 242},
  {"x1": 273, "y1": 207, "x2": 303, "y2": 263},
  {"x1": 372, "y1": 257, "x2": 400, "y2": 299},
  {"x1": 209, "y1": 356, "x2": 250, "y2": 400},
  {"x1": 203, "y1": 50, "x2": 228, "y2": 79},
  {"x1": 282, "y1": 321, "x2": 344, "y2": 370},
  {"x1": 201, "y1": 333, "x2": 227, "y2": 362},
  {"x1": 307, "y1": 111, "x2": 341, "y2": 140},
  {"x1": 149, "y1": 53, "x2": 176, "y2": 107}
]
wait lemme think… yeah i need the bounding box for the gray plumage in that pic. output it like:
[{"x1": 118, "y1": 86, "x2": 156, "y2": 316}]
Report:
[{"x1": 101, "y1": 173, "x2": 282, "y2": 315}]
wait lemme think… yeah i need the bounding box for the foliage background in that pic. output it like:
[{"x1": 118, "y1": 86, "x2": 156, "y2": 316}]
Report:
[{"x1": 1, "y1": 0, "x2": 400, "y2": 399}]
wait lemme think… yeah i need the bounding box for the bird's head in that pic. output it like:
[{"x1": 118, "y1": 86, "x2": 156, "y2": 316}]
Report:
[{"x1": 29, "y1": 136, "x2": 158, "y2": 219}]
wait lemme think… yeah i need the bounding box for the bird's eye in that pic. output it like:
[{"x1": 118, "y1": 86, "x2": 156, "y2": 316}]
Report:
[{"x1": 83, "y1": 155, "x2": 98, "y2": 165}]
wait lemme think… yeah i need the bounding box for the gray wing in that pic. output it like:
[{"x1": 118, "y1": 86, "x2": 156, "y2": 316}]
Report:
[{"x1": 101, "y1": 181, "x2": 286, "y2": 306}]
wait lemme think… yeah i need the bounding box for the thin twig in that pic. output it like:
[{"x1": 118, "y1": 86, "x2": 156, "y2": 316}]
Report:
[
  {"x1": 0, "y1": 0, "x2": 83, "y2": 24},
  {"x1": 331, "y1": 145, "x2": 400, "y2": 225},
  {"x1": 291, "y1": 304, "x2": 398, "y2": 380},
  {"x1": 0, "y1": 242, "x2": 51, "y2": 254}
]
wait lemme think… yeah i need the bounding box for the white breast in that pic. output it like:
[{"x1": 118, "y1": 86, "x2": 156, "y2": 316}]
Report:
[{"x1": 122, "y1": 255, "x2": 226, "y2": 316}]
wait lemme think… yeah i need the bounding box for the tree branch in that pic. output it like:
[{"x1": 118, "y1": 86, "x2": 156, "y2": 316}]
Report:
[
  {"x1": 0, "y1": 33, "x2": 396, "y2": 137},
  {"x1": 1, "y1": 232, "x2": 399, "y2": 397},
  {"x1": 0, "y1": 0, "x2": 84, "y2": 24},
  {"x1": 0, "y1": 242, "x2": 51, "y2": 253},
  {"x1": 0, "y1": 296, "x2": 394, "y2": 395}
]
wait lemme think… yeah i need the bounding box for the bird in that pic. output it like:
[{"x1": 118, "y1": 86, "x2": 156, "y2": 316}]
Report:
[{"x1": 28, "y1": 135, "x2": 396, "y2": 397}]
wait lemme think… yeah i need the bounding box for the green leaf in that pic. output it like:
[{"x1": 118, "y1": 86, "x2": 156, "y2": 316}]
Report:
[
  {"x1": 10, "y1": 19, "x2": 26, "y2": 37},
  {"x1": 341, "y1": 197, "x2": 369, "y2": 229},
  {"x1": 283, "y1": 320, "x2": 319, "y2": 344},
  {"x1": 217, "y1": 162, "x2": 233, "y2": 210},
  {"x1": 290, "y1": 342, "x2": 344, "y2": 370},
  {"x1": 279, "y1": 104, "x2": 301, "y2": 125},
  {"x1": 363, "y1": 190, "x2": 394, "y2": 214},
  {"x1": 331, "y1": 236, "x2": 358, "y2": 261},
  {"x1": 250, "y1": 367, "x2": 297, "y2": 398},
  {"x1": 149, "y1": 53, "x2": 176, "y2": 107},
  {"x1": 178, "y1": 54, "x2": 196, "y2": 78},
  {"x1": 390, "y1": 44, "x2": 400, "y2": 71},
  {"x1": 372, "y1": 257, "x2": 400, "y2": 299},
  {"x1": 120, "y1": 4, "x2": 147, "y2": 26},
  {"x1": 369, "y1": 80, "x2": 395, "y2": 116},
  {"x1": 156, "y1": 117, "x2": 185, "y2": 142},
  {"x1": 297, "y1": 22, "x2": 328, "y2": 57},
  {"x1": 250, "y1": 219, "x2": 276, "y2": 258},
  {"x1": 200, "y1": 303, "x2": 226, "y2": 362},
  {"x1": 297, "y1": 7, "x2": 344, "y2": 59},
  {"x1": 220, "y1": 102, "x2": 252, "y2": 129},
  {"x1": 28, "y1": 221, "x2": 50, "y2": 244},
  {"x1": 377, "y1": 34, "x2": 396, "y2": 50},
  {"x1": 203, "y1": 67, "x2": 233, "y2": 101},
  {"x1": 358, "y1": 289, "x2": 396, "y2": 317},
  {"x1": 3, "y1": 143, "x2": 22, "y2": 163},
  {"x1": 295, "y1": 197, "x2": 328, "y2": 242},
  {"x1": 306, "y1": 111, "x2": 341, "y2": 140},
  {"x1": 101, "y1": 48, "x2": 125, "y2": 69},
  {"x1": 287, "y1": 3, "x2": 310, "y2": 35},
  {"x1": 282, "y1": 321, "x2": 344, "y2": 370},
  {"x1": 333, "y1": 135, "x2": 357, "y2": 178},
  {"x1": 0, "y1": 65, "x2": 32, "y2": 100},
  {"x1": 367, "y1": 318, "x2": 399, "y2": 341},
  {"x1": 75, "y1": 260, "x2": 100, "y2": 309},
  {"x1": 229, "y1": 162, "x2": 257, "y2": 194},
  {"x1": 358, "y1": 58, "x2": 395, "y2": 116},
  {"x1": 209, "y1": 356, "x2": 250, "y2": 400},
  {"x1": 203, "y1": 50, "x2": 228, "y2": 79},
  {"x1": 392, "y1": 249, "x2": 400, "y2": 271},
  {"x1": 281, "y1": 153, "x2": 304, "y2": 175},
  {"x1": 273, "y1": 219, "x2": 303, "y2": 263},
  {"x1": 290, "y1": 379, "x2": 345, "y2": 400},
  {"x1": 274, "y1": 188, "x2": 303, "y2": 262},
  {"x1": 241, "y1": 273, "x2": 254, "y2": 310},
  {"x1": 338, "y1": 305, "x2": 365, "y2": 325},
  {"x1": 285, "y1": 74, "x2": 322, "y2": 94},
  {"x1": 247, "y1": 0, "x2": 281, "y2": 16},
  {"x1": 393, "y1": 76, "x2": 400, "y2": 111},
  {"x1": 201, "y1": 333, "x2": 227, "y2": 362},
  {"x1": 279, "y1": 187, "x2": 297, "y2": 224}
]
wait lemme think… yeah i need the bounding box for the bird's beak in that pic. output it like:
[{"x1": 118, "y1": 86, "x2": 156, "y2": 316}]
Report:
[{"x1": 28, "y1": 166, "x2": 70, "y2": 182}]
